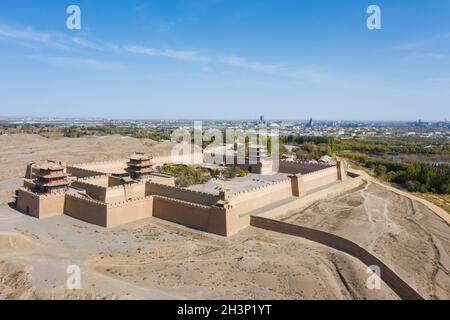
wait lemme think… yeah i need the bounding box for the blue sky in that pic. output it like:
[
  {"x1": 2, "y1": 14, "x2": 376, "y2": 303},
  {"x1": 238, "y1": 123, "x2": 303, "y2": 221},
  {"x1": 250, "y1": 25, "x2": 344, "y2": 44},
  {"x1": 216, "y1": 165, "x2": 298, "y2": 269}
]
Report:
[{"x1": 0, "y1": 0, "x2": 449, "y2": 120}]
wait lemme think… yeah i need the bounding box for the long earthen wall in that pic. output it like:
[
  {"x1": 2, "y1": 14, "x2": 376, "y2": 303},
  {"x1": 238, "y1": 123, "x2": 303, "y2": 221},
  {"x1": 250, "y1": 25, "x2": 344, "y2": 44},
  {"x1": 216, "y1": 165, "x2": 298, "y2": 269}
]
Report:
[{"x1": 250, "y1": 215, "x2": 423, "y2": 300}]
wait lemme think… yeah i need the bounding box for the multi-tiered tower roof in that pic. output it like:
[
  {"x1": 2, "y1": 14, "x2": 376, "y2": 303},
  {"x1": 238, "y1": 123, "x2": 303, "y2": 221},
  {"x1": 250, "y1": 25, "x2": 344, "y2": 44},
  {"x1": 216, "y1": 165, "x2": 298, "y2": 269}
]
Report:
[
  {"x1": 34, "y1": 163, "x2": 69, "y2": 194},
  {"x1": 126, "y1": 153, "x2": 153, "y2": 180}
]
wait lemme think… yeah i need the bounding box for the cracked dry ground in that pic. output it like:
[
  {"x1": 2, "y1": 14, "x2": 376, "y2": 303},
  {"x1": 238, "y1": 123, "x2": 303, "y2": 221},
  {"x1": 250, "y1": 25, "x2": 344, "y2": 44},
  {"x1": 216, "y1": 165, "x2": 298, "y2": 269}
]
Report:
[{"x1": 283, "y1": 182, "x2": 450, "y2": 300}]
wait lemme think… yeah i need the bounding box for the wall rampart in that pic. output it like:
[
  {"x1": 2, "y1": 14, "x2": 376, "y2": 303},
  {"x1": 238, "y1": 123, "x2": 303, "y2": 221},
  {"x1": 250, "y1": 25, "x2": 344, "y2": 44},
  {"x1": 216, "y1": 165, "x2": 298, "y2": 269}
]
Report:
[
  {"x1": 250, "y1": 215, "x2": 423, "y2": 300},
  {"x1": 146, "y1": 182, "x2": 219, "y2": 206},
  {"x1": 64, "y1": 194, "x2": 107, "y2": 227}
]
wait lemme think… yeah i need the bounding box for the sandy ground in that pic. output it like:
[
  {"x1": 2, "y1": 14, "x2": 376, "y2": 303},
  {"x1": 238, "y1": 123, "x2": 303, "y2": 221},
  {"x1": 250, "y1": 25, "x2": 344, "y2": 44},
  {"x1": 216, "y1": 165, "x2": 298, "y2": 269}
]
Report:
[
  {"x1": 282, "y1": 182, "x2": 450, "y2": 300},
  {"x1": 0, "y1": 206, "x2": 397, "y2": 300},
  {"x1": 0, "y1": 134, "x2": 175, "y2": 206}
]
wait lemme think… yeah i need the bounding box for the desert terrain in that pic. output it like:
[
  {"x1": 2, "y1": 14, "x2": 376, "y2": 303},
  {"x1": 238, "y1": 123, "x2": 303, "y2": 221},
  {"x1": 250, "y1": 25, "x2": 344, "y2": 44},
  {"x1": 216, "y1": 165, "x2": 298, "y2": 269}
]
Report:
[
  {"x1": 0, "y1": 205, "x2": 398, "y2": 300},
  {"x1": 282, "y1": 182, "x2": 450, "y2": 299},
  {"x1": 0, "y1": 134, "x2": 447, "y2": 299},
  {"x1": 0, "y1": 134, "x2": 175, "y2": 206}
]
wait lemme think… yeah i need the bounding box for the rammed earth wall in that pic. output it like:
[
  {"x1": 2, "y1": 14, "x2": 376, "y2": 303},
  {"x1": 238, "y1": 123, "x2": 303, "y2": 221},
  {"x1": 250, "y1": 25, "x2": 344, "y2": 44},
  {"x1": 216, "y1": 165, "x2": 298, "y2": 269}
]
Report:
[{"x1": 146, "y1": 182, "x2": 219, "y2": 206}]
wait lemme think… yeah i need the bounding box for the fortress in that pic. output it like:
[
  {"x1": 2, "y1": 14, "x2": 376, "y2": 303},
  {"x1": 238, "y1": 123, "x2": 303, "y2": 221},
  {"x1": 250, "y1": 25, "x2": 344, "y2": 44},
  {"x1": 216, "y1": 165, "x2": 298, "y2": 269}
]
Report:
[{"x1": 14, "y1": 150, "x2": 362, "y2": 236}]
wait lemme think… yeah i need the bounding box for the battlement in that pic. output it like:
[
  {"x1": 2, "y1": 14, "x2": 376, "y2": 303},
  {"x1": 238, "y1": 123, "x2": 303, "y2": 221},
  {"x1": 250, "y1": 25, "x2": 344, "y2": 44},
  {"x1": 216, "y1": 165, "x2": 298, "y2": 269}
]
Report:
[
  {"x1": 107, "y1": 195, "x2": 152, "y2": 208},
  {"x1": 153, "y1": 195, "x2": 214, "y2": 210},
  {"x1": 233, "y1": 178, "x2": 292, "y2": 196},
  {"x1": 67, "y1": 166, "x2": 105, "y2": 178},
  {"x1": 65, "y1": 193, "x2": 108, "y2": 208},
  {"x1": 146, "y1": 181, "x2": 220, "y2": 206}
]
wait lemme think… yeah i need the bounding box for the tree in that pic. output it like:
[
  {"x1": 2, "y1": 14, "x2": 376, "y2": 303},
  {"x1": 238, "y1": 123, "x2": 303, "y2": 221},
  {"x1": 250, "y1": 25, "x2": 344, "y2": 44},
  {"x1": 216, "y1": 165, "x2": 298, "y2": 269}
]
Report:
[
  {"x1": 375, "y1": 164, "x2": 387, "y2": 177},
  {"x1": 406, "y1": 180, "x2": 420, "y2": 192}
]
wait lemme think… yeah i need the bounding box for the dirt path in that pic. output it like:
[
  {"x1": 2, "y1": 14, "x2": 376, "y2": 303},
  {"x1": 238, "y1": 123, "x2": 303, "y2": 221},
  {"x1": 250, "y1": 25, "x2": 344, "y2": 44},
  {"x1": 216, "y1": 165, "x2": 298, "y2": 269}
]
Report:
[{"x1": 349, "y1": 169, "x2": 450, "y2": 225}]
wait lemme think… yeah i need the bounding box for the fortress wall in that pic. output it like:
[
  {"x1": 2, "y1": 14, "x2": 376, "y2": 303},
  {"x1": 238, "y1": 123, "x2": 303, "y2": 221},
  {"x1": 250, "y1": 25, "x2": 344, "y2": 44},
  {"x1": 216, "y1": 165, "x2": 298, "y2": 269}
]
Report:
[
  {"x1": 103, "y1": 187, "x2": 125, "y2": 203},
  {"x1": 64, "y1": 195, "x2": 107, "y2": 227},
  {"x1": 250, "y1": 215, "x2": 423, "y2": 300},
  {"x1": 16, "y1": 189, "x2": 65, "y2": 219},
  {"x1": 67, "y1": 166, "x2": 105, "y2": 178},
  {"x1": 149, "y1": 174, "x2": 176, "y2": 186},
  {"x1": 106, "y1": 197, "x2": 153, "y2": 228},
  {"x1": 71, "y1": 180, "x2": 108, "y2": 202},
  {"x1": 72, "y1": 179, "x2": 147, "y2": 203},
  {"x1": 146, "y1": 182, "x2": 219, "y2": 206},
  {"x1": 16, "y1": 189, "x2": 40, "y2": 218},
  {"x1": 279, "y1": 160, "x2": 333, "y2": 174},
  {"x1": 259, "y1": 176, "x2": 363, "y2": 220},
  {"x1": 108, "y1": 175, "x2": 124, "y2": 187},
  {"x1": 104, "y1": 182, "x2": 146, "y2": 203},
  {"x1": 152, "y1": 196, "x2": 213, "y2": 232},
  {"x1": 302, "y1": 166, "x2": 338, "y2": 192},
  {"x1": 39, "y1": 193, "x2": 66, "y2": 218},
  {"x1": 231, "y1": 179, "x2": 293, "y2": 213},
  {"x1": 80, "y1": 175, "x2": 110, "y2": 187}
]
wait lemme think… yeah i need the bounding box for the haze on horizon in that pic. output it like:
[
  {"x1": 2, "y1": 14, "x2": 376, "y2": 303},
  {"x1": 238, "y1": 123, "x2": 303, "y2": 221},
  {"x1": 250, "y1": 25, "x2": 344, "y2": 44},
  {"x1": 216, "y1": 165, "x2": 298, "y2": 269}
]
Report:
[{"x1": 0, "y1": 0, "x2": 449, "y2": 121}]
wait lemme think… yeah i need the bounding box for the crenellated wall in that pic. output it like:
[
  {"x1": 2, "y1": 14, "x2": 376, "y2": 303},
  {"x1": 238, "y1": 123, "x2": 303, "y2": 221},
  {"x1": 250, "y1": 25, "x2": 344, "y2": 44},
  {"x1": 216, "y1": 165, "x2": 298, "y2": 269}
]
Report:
[
  {"x1": 71, "y1": 179, "x2": 109, "y2": 202},
  {"x1": 152, "y1": 195, "x2": 238, "y2": 236},
  {"x1": 106, "y1": 196, "x2": 153, "y2": 228},
  {"x1": 16, "y1": 188, "x2": 65, "y2": 218},
  {"x1": 64, "y1": 194, "x2": 108, "y2": 227},
  {"x1": 146, "y1": 182, "x2": 219, "y2": 206},
  {"x1": 301, "y1": 166, "x2": 338, "y2": 191},
  {"x1": 279, "y1": 160, "x2": 333, "y2": 174},
  {"x1": 231, "y1": 179, "x2": 293, "y2": 213},
  {"x1": 67, "y1": 166, "x2": 105, "y2": 178},
  {"x1": 72, "y1": 179, "x2": 147, "y2": 203}
]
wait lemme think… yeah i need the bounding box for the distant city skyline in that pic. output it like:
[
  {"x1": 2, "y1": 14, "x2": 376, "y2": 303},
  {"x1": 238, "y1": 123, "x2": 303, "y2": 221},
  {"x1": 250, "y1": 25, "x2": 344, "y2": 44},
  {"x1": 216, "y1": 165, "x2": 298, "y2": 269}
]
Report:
[{"x1": 0, "y1": 0, "x2": 449, "y2": 121}]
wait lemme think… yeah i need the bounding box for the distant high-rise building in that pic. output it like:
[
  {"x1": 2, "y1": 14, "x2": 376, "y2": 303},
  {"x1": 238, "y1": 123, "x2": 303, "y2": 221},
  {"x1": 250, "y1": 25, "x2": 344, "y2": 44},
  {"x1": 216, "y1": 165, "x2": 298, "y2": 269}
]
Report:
[{"x1": 307, "y1": 118, "x2": 313, "y2": 127}]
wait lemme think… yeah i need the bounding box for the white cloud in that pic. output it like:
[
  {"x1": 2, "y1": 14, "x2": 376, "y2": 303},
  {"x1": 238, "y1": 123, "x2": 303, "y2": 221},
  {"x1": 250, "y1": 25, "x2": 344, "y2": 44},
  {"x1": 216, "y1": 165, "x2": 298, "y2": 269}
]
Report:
[
  {"x1": 124, "y1": 45, "x2": 210, "y2": 62},
  {"x1": 124, "y1": 44, "x2": 343, "y2": 84},
  {"x1": 0, "y1": 24, "x2": 51, "y2": 43},
  {"x1": 0, "y1": 23, "x2": 344, "y2": 85},
  {"x1": 25, "y1": 54, "x2": 124, "y2": 71}
]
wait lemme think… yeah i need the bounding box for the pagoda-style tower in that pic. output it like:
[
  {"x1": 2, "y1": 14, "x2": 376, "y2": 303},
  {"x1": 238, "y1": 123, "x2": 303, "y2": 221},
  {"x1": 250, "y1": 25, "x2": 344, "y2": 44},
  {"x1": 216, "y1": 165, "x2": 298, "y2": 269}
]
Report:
[
  {"x1": 126, "y1": 153, "x2": 153, "y2": 180},
  {"x1": 34, "y1": 163, "x2": 69, "y2": 194}
]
